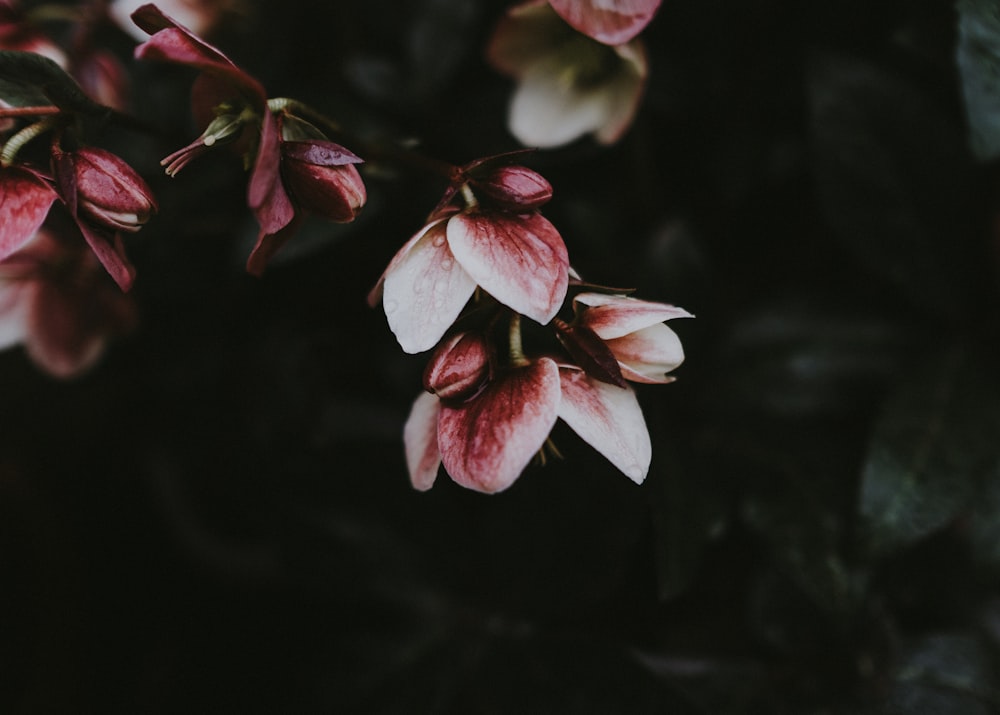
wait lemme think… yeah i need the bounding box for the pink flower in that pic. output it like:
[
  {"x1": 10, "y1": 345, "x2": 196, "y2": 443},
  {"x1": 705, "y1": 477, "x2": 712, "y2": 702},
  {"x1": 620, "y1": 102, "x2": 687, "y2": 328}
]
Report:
[
  {"x1": 372, "y1": 162, "x2": 568, "y2": 354},
  {"x1": 548, "y1": 0, "x2": 662, "y2": 45},
  {"x1": 111, "y1": 0, "x2": 231, "y2": 43},
  {"x1": 487, "y1": 1, "x2": 648, "y2": 148},
  {"x1": 568, "y1": 292, "x2": 691, "y2": 383},
  {"x1": 0, "y1": 229, "x2": 136, "y2": 378},
  {"x1": 71, "y1": 49, "x2": 131, "y2": 112},
  {"x1": 404, "y1": 354, "x2": 654, "y2": 493}
]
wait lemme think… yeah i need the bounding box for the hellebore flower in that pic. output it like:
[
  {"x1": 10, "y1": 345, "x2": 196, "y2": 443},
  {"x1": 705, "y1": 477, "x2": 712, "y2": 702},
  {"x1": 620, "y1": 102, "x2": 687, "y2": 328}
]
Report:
[
  {"x1": 372, "y1": 163, "x2": 568, "y2": 354},
  {"x1": 404, "y1": 353, "x2": 655, "y2": 493},
  {"x1": 548, "y1": 0, "x2": 662, "y2": 45},
  {"x1": 0, "y1": 228, "x2": 136, "y2": 378},
  {"x1": 571, "y1": 292, "x2": 691, "y2": 383},
  {"x1": 487, "y1": 0, "x2": 648, "y2": 148},
  {"x1": 52, "y1": 146, "x2": 157, "y2": 291}
]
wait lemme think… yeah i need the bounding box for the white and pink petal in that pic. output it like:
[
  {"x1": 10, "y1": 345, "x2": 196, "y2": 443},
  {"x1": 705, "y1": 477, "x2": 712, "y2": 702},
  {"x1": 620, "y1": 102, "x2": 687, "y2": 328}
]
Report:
[
  {"x1": 557, "y1": 367, "x2": 651, "y2": 483},
  {"x1": 605, "y1": 323, "x2": 684, "y2": 383},
  {"x1": 403, "y1": 391, "x2": 443, "y2": 491},
  {"x1": 576, "y1": 292, "x2": 693, "y2": 339},
  {"x1": 548, "y1": 0, "x2": 662, "y2": 45}
]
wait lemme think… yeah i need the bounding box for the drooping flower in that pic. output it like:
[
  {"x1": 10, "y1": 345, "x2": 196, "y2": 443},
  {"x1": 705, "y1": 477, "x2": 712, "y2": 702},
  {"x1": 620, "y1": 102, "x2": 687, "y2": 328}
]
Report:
[
  {"x1": 372, "y1": 161, "x2": 568, "y2": 354},
  {"x1": 548, "y1": 0, "x2": 662, "y2": 45},
  {"x1": 0, "y1": 228, "x2": 136, "y2": 378},
  {"x1": 567, "y1": 292, "x2": 691, "y2": 383},
  {"x1": 486, "y1": 0, "x2": 648, "y2": 148}
]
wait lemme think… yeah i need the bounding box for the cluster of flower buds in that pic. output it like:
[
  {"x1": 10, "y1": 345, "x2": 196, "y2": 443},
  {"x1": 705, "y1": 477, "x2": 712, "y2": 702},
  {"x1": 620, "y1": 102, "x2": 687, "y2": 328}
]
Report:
[
  {"x1": 371, "y1": 154, "x2": 691, "y2": 493},
  {"x1": 130, "y1": 3, "x2": 367, "y2": 275},
  {"x1": 486, "y1": 0, "x2": 660, "y2": 148}
]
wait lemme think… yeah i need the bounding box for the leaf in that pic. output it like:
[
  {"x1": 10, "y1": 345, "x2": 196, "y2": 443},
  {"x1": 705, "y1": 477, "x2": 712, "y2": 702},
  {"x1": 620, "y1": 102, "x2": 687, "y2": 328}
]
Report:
[
  {"x1": 957, "y1": 0, "x2": 1000, "y2": 160},
  {"x1": 859, "y1": 345, "x2": 1000, "y2": 558},
  {"x1": 0, "y1": 51, "x2": 109, "y2": 117}
]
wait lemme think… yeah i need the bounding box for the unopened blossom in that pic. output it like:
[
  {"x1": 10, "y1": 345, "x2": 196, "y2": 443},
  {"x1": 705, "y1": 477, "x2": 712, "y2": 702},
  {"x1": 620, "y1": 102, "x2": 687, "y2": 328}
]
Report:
[
  {"x1": 404, "y1": 355, "x2": 655, "y2": 493},
  {"x1": 372, "y1": 163, "x2": 568, "y2": 354},
  {"x1": 571, "y1": 292, "x2": 691, "y2": 383},
  {"x1": 422, "y1": 331, "x2": 491, "y2": 400},
  {"x1": 548, "y1": 0, "x2": 662, "y2": 45},
  {"x1": 0, "y1": 228, "x2": 136, "y2": 378},
  {"x1": 487, "y1": 0, "x2": 648, "y2": 148}
]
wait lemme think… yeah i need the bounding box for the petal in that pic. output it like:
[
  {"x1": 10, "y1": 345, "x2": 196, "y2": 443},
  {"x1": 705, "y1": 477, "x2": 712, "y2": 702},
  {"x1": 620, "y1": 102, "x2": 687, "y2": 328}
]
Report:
[
  {"x1": 247, "y1": 111, "x2": 295, "y2": 235},
  {"x1": 75, "y1": 221, "x2": 136, "y2": 291},
  {"x1": 557, "y1": 367, "x2": 651, "y2": 483},
  {"x1": 0, "y1": 169, "x2": 57, "y2": 260},
  {"x1": 592, "y1": 41, "x2": 648, "y2": 145},
  {"x1": 382, "y1": 220, "x2": 478, "y2": 354},
  {"x1": 549, "y1": 0, "x2": 662, "y2": 45},
  {"x1": 245, "y1": 215, "x2": 303, "y2": 276},
  {"x1": 576, "y1": 292, "x2": 693, "y2": 339},
  {"x1": 403, "y1": 391, "x2": 443, "y2": 491},
  {"x1": 26, "y1": 280, "x2": 106, "y2": 378},
  {"x1": 606, "y1": 323, "x2": 684, "y2": 383},
  {"x1": 447, "y1": 211, "x2": 568, "y2": 325},
  {"x1": 485, "y1": 1, "x2": 568, "y2": 77},
  {"x1": 438, "y1": 358, "x2": 560, "y2": 493}
]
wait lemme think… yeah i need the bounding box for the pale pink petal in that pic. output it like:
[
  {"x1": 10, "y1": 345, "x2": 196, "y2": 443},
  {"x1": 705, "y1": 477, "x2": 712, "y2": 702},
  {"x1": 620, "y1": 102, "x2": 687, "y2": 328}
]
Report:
[
  {"x1": 438, "y1": 358, "x2": 560, "y2": 493},
  {"x1": 606, "y1": 323, "x2": 684, "y2": 383},
  {"x1": 447, "y1": 211, "x2": 568, "y2": 325},
  {"x1": 549, "y1": 0, "x2": 661, "y2": 45},
  {"x1": 557, "y1": 367, "x2": 651, "y2": 483},
  {"x1": 383, "y1": 219, "x2": 478, "y2": 354},
  {"x1": 576, "y1": 292, "x2": 693, "y2": 339},
  {"x1": 485, "y1": 1, "x2": 566, "y2": 77},
  {"x1": 0, "y1": 169, "x2": 57, "y2": 260},
  {"x1": 592, "y1": 40, "x2": 648, "y2": 145},
  {"x1": 403, "y1": 391, "x2": 442, "y2": 491}
]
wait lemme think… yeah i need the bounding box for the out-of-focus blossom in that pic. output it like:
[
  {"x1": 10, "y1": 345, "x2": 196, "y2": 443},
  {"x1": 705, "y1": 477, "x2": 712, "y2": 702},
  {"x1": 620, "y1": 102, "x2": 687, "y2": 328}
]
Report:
[
  {"x1": 569, "y1": 292, "x2": 690, "y2": 383},
  {"x1": 0, "y1": 0, "x2": 67, "y2": 67},
  {"x1": 0, "y1": 228, "x2": 136, "y2": 378},
  {"x1": 72, "y1": 49, "x2": 130, "y2": 111},
  {"x1": 372, "y1": 162, "x2": 567, "y2": 354},
  {"x1": 404, "y1": 355, "x2": 655, "y2": 493},
  {"x1": 548, "y1": 0, "x2": 661, "y2": 45},
  {"x1": 487, "y1": 0, "x2": 648, "y2": 148},
  {"x1": 111, "y1": 0, "x2": 230, "y2": 43}
]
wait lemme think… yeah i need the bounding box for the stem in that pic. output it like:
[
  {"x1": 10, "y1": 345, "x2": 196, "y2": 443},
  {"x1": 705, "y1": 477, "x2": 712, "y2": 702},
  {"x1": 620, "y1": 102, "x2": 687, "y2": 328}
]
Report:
[
  {"x1": 508, "y1": 313, "x2": 528, "y2": 366},
  {"x1": 0, "y1": 106, "x2": 61, "y2": 118},
  {"x1": 0, "y1": 117, "x2": 58, "y2": 167}
]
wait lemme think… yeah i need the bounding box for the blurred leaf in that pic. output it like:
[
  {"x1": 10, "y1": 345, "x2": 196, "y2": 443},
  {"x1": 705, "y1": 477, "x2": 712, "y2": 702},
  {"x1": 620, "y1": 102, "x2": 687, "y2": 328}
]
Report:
[
  {"x1": 957, "y1": 0, "x2": 1000, "y2": 161},
  {"x1": 859, "y1": 345, "x2": 1000, "y2": 558},
  {"x1": 808, "y1": 52, "x2": 976, "y2": 316},
  {"x1": 885, "y1": 632, "x2": 998, "y2": 715},
  {"x1": 0, "y1": 51, "x2": 108, "y2": 117}
]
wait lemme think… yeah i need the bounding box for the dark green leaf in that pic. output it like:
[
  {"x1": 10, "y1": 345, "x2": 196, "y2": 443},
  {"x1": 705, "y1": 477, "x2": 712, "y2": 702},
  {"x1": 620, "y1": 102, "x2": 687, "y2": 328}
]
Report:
[{"x1": 0, "y1": 50, "x2": 109, "y2": 118}]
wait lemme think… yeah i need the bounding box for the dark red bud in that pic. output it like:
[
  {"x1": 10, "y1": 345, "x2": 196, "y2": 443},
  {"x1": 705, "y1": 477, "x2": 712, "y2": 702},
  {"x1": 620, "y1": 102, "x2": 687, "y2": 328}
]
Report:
[
  {"x1": 422, "y1": 331, "x2": 491, "y2": 400},
  {"x1": 281, "y1": 146, "x2": 366, "y2": 223},
  {"x1": 72, "y1": 148, "x2": 156, "y2": 232},
  {"x1": 470, "y1": 165, "x2": 552, "y2": 210}
]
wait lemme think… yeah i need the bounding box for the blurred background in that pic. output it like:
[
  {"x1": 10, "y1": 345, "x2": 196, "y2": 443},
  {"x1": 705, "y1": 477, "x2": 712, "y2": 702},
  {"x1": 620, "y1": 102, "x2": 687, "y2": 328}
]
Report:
[{"x1": 2, "y1": 0, "x2": 1000, "y2": 712}]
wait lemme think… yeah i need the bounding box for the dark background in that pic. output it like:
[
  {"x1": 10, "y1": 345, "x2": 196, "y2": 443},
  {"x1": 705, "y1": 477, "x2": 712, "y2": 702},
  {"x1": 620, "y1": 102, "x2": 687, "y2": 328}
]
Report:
[{"x1": 3, "y1": 0, "x2": 1000, "y2": 712}]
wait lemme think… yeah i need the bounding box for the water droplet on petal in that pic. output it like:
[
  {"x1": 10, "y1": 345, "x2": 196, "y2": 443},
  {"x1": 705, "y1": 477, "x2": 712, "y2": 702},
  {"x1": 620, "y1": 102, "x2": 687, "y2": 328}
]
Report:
[
  {"x1": 432, "y1": 234, "x2": 446, "y2": 248},
  {"x1": 440, "y1": 258, "x2": 453, "y2": 271}
]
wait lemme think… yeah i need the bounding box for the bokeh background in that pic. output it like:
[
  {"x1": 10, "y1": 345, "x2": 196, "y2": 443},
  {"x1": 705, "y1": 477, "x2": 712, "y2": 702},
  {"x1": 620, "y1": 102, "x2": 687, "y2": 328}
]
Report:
[{"x1": 3, "y1": 0, "x2": 1000, "y2": 712}]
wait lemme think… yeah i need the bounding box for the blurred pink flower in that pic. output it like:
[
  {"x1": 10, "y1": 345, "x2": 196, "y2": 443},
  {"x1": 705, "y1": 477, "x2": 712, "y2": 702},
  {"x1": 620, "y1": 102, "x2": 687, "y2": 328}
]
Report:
[
  {"x1": 0, "y1": 229, "x2": 136, "y2": 378},
  {"x1": 548, "y1": 0, "x2": 661, "y2": 45},
  {"x1": 0, "y1": 0, "x2": 67, "y2": 67},
  {"x1": 111, "y1": 0, "x2": 230, "y2": 42},
  {"x1": 487, "y1": 1, "x2": 648, "y2": 148},
  {"x1": 404, "y1": 355, "x2": 654, "y2": 493},
  {"x1": 372, "y1": 162, "x2": 567, "y2": 354}
]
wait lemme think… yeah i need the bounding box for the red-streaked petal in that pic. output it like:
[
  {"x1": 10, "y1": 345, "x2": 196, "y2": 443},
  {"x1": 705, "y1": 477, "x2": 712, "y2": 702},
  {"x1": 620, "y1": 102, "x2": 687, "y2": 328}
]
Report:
[
  {"x1": 404, "y1": 391, "x2": 442, "y2": 491},
  {"x1": 576, "y1": 292, "x2": 693, "y2": 338},
  {"x1": 557, "y1": 367, "x2": 651, "y2": 483},
  {"x1": 549, "y1": 0, "x2": 661, "y2": 45},
  {"x1": 0, "y1": 169, "x2": 57, "y2": 260},
  {"x1": 382, "y1": 220, "x2": 478, "y2": 354},
  {"x1": 447, "y1": 211, "x2": 568, "y2": 325},
  {"x1": 132, "y1": 4, "x2": 265, "y2": 103},
  {"x1": 247, "y1": 111, "x2": 295, "y2": 235},
  {"x1": 75, "y1": 221, "x2": 136, "y2": 291},
  {"x1": 438, "y1": 358, "x2": 560, "y2": 493},
  {"x1": 606, "y1": 323, "x2": 684, "y2": 383}
]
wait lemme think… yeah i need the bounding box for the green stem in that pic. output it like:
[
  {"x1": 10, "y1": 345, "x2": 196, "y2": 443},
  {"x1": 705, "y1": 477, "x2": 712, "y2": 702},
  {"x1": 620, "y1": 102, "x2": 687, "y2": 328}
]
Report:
[
  {"x1": 0, "y1": 117, "x2": 58, "y2": 167},
  {"x1": 508, "y1": 313, "x2": 528, "y2": 366}
]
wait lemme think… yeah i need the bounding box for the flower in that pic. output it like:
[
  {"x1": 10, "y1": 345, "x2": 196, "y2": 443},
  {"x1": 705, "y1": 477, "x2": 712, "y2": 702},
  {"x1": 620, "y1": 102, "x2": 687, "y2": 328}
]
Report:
[
  {"x1": 111, "y1": 0, "x2": 231, "y2": 43},
  {"x1": 486, "y1": 1, "x2": 648, "y2": 148},
  {"x1": 404, "y1": 355, "x2": 654, "y2": 493},
  {"x1": 569, "y1": 292, "x2": 691, "y2": 383},
  {"x1": 0, "y1": 228, "x2": 136, "y2": 378},
  {"x1": 547, "y1": 0, "x2": 662, "y2": 45},
  {"x1": 372, "y1": 162, "x2": 568, "y2": 354}
]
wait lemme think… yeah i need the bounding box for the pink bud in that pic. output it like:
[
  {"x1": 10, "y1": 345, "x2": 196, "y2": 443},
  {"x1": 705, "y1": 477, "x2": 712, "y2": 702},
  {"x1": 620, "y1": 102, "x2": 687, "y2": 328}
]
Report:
[
  {"x1": 422, "y1": 331, "x2": 491, "y2": 401},
  {"x1": 280, "y1": 141, "x2": 366, "y2": 223},
  {"x1": 72, "y1": 148, "x2": 157, "y2": 233},
  {"x1": 470, "y1": 165, "x2": 552, "y2": 210}
]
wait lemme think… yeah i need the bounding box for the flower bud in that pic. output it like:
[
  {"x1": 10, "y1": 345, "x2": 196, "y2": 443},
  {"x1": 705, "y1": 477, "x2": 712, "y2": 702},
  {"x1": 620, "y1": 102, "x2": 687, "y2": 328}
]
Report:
[
  {"x1": 281, "y1": 140, "x2": 366, "y2": 223},
  {"x1": 72, "y1": 148, "x2": 157, "y2": 232},
  {"x1": 470, "y1": 165, "x2": 552, "y2": 210},
  {"x1": 422, "y1": 331, "x2": 491, "y2": 401}
]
